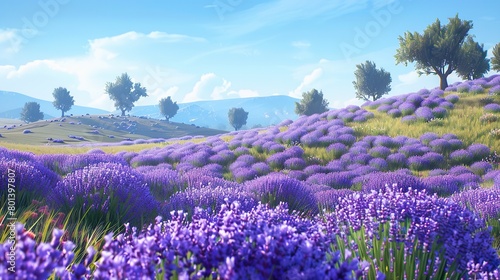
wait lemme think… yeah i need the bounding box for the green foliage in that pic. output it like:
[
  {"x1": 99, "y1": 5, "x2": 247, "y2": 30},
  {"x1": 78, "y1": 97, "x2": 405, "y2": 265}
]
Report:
[
  {"x1": 20, "y1": 102, "x2": 44, "y2": 123},
  {"x1": 105, "y1": 73, "x2": 147, "y2": 116},
  {"x1": 456, "y1": 36, "x2": 490, "y2": 80},
  {"x1": 334, "y1": 220, "x2": 462, "y2": 280},
  {"x1": 52, "y1": 87, "x2": 74, "y2": 117},
  {"x1": 158, "y1": 96, "x2": 179, "y2": 122},
  {"x1": 353, "y1": 60, "x2": 392, "y2": 101},
  {"x1": 295, "y1": 89, "x2": 329, "y2": 116},
  {"x1": 228, "y1": 107, "x2": 248, "y2": 131},
  {"x1": 492, "y1": 43, "x2": 500, "y2": 72},
  {"x1": 395, "y1": 14, "x2": 474, "y2": 89}
]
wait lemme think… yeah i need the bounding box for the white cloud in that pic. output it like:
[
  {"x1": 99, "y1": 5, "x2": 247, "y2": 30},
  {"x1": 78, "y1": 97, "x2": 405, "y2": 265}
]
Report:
[
  {"x1": 227, "y1": 89, "x2": 260, "y2": 98},
  {"x1": 291, "y1": 41, "x2": 310, "y2": 49},
  {"x1": 288, "y1": 68, "x2": 323, "y2": 98},
  {"x1": 183, "y1": 73, "x2": 262, "y2": 102},
  {"x1": 183, "y1": 73, "x2": 230, "y2": 102},
  {"x1": 0, "y1": 31, "x2": 205, "y2": 111},
  {"x1": 213, "y1": 0, "x2": 368, "y2": 36},
  {"x1": 0, "y1": 29, "x2": 23, "y2": 57},
  {"x1": 397, "y1": 70, "x2": 419, "y2": 85}
]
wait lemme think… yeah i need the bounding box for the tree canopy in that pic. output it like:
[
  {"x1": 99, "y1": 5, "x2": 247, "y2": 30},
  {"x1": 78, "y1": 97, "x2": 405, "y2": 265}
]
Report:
[
  {"x1": 395, "y1": 15, "x2": 487, "y2": 89},
  {"x1": 52, "y1": 87, "x2": 74, "y2": 117},
  {"x1": 20, "y1": 102, "x2": 44, "y2": 123},
  {"x1": 159, "y1": 96, "x2": 179, "y2": 122},
  {"x1": 492, "y1": 43, "x2": 500, "y2": 72},
  {"x1": 228, "y1": 107, "x2": 248, "y2": 131},
  {"x1": 105, "y1": 73, "x2": 147, "y2": 116},
  {"x1": 295, "y1": 89, "x2": 329, "y2": 116},
  {"x1": 456, "y1": 36, "x2": 490, "y2": 80},
  {"x1": 353, "y1": 60, "x2": 392, "y2": 101}
]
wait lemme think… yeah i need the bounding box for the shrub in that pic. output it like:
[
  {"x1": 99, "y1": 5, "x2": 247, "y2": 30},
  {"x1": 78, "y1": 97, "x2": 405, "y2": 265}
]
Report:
[
  {"x1": 368, "y1": 146, "x2": 391, "y2": 158},
  {"x1": 326, "y1": 143, "x2": 348, "y2": 158},
  {"x1": 480, "y1": 113, "x2": 498, "y2": 123},
  {"x1": 386, "y1": 153, "x2": 408, "y2": 169},
  {"x1": 449, "y1": 149, "x2": 474, "y2": 165},
  {"x1": 245, "y1": 173, "x2": 318, "y2": 214},
  {"x1": 284, "y1": 157, "x2": 307, "y2": 170},
  {"x1": 398, "y1": 102, "x2": 416, "y2": 116},
  {"x1": 484, "y1": 103, "x2": 500, "y2": 113},
  {"x1": 467, "y1": 143, "x2": 490, "y2": 161},
  {"x1": 431, "y1": 107, "x2": 447, "y2": 118},
  {"x1": 387, "y1": 108, "x2": 402, "y2": 118},
  {"x1": 415, "y1": 107, "x2": 434, "y2": 121},
  {"x1": 359, "y1": 171, "x2": 425, "y2": 192},
  {"x1": 51, "y1": 162, "x2": 158, "y2": 226}
]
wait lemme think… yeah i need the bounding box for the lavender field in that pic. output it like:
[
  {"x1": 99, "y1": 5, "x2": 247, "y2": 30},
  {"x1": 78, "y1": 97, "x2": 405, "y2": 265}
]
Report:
[{"x1": 2, "y1": 75, "x2": 500, "y2": 279}]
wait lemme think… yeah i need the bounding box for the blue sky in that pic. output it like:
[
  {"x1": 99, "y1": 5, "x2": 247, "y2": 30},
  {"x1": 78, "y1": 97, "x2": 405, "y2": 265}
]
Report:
[{"x1": 0, "y1": 0, "x2": 499, "y2": 111}]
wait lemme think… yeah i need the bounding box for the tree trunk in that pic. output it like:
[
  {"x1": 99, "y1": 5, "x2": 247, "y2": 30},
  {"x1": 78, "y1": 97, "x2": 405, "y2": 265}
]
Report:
[
  {"x1": 438, "y1": 73, "x2": 449, "y2": 90},
  {"x1": 61, "y1": 111, "x2": 64, "y2": 117},
  {"x1": 121, "y1": 109, "x2": 126, "y2": 116}
]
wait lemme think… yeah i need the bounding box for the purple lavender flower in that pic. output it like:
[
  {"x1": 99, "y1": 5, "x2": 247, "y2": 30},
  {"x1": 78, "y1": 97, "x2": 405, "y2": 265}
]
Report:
[
  {"x1": 245, "y1": 173, "x2": 318, "y2": 214},
  {"x1": 467, "y1": 143, "x2": 490, "y2": 161},
  {"x1": 52, "y1": 162, "x2": 158, "y2": 225},
  {"x1": 428, "y1": 138, "x2": 452, "y2": 154},
  {"x1": 405, "y1": 94, "x2": 424, "y2": 106},
  {"x1": 484, "y1": 103, "x2": 500, "y2": 113},
  {"x1": 457, "y1": 83, "x2": 470, "y2": 93},
  {"x1": 469, "y1": 85, "x2": 484, "y2": 94},
  {"x1": 369, "y1": 146, "x2": 391, "y2": 158},
  {"x1": 415, "y1": 106, "x2": 434, "y2": 121},
  {"x1": 306, "y1": 171, "x2": 354, "y2": 190},
  {"x1": 368, "y1": 158, "x2": 388, "y2": 171},
  {"x1": 489, "y1": 84, "x2": 500, "y2": 95},
  {"x1": 358, "y1": 171, "x2": 425, "y2": 192},
  {"x1": 431, "y1": 107, "x2": 447, "y2": 118},
  {"x1": 386, "y1": 153, "x2": 408, "y2": 169},
  {"x1": 444, "y1": 94, "x2": 459, "y2": 103},
  {"x1": 422, "y1": 175, "x2": 461, "y2": 197},
  {"x1": 284, "y1": 157, "x2": 307, "y2": 170},
  {"x1": 421, "y1": 152, "x2": 445, "y2": 169},
  {"x1": 377, "y1": 104, "x2": 393, "y2": 113},
  {"x1": 387, "y1": 108, "x2": 402, "y2": 118},
  {"x1": 449, "y1": 149, "x2": 474, "y2": 165},
  {"x1": 401, "y1": 115, "x2": 417, "y2": 123},
  {"x1": 326, "y1": 142, "x2": 348, "y2": 158},
  {"x1": 469, "y1": 161, "x2": 493, "y2": 176},
  {"x1": 398, "y1": 102, "x2": 416, "y2": 116},
  {"x1": 421, "y1": 98, "x2": 440, "y2": 108},
  {"x1": 251, "y1": 162, "x2": 271, "y2": 176}
]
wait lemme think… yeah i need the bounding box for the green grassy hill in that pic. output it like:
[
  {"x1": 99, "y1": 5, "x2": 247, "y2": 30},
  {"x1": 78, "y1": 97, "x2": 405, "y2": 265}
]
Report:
[{"x1": 0, "y1": 114, "x2": 227, "y2": 147}]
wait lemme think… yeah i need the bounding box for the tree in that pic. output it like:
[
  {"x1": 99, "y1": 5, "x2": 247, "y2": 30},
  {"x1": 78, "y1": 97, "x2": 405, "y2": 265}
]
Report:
[
  {"x1": 395, "y1": 15, "x2": 480, "y2": 90},
  {"x1": 353, "y1": 60, "x2": 392, "y2": 101},
  {"x1": 20, "y1": 102, "x2": 44, "y2": 123},
  {"x1": 228, "y1": 107, "x2": 248, "y2": 131},
  {"x1": 105, "y1": 73, "x2": 147, "y2": 116},
  {"x1": 455, "y1": 36, "x2": 490, "y2": 80},
  {"x1": 492, "y1": 43, "x2": 500, "y2": 72},
  {"x1": 158, "y1": 96, "x2": 179, "y2": 122},
  {"x1": 52, "y1": 87, "x2": 74, "y2": 117},
  {"x1": 294, "y1": 89, "x2": 329, "y2": 116}
]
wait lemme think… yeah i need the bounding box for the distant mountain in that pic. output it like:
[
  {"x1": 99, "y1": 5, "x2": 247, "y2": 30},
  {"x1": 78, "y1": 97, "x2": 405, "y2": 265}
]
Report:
[
  {"x1": 0, "y1": 91, "x2": 109, "y2": 119},
  {"x1": 127, "y1": 95, "x2": 300, "y2": 130},
  {"x1": 1, "y1": 91, "x2": 301, "y2": 129}
]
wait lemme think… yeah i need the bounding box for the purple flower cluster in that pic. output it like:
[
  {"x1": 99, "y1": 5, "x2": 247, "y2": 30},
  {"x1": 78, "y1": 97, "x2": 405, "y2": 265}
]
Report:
[
  {"x1": 325, "y1": 188, "x2": 500, "y2": 273},
  {"x1": 90, "y1": 202, "x2": 364, "y2": 279},
  {"x1": 51, "y1": 162, "x2": 158, "y2": 225},
  {"x1": 362, "y1": 88, "x2": 457, "y2": 122}
]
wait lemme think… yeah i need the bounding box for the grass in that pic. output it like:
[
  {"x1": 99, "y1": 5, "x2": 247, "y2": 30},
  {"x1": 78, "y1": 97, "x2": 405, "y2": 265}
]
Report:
[
  {"x1": 0, "y1": 115, "x2": 227, "y2": 148},
  {"x1": 350, "y1": 92, "x2": 500, "y2": 153}
]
